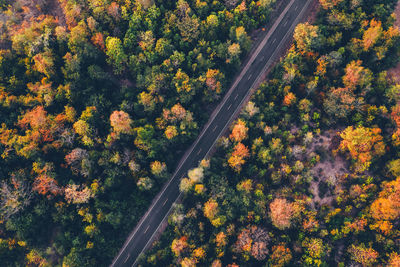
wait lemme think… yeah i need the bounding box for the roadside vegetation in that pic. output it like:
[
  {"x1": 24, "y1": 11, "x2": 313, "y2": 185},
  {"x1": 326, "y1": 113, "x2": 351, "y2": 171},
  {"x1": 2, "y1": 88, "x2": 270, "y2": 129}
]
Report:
[
  {"x1": 142, "y1": 0, "x2": 400, "y2": 266},
  {"x1": 0, "y1": 0, "x2": 277, "y2": 265}
]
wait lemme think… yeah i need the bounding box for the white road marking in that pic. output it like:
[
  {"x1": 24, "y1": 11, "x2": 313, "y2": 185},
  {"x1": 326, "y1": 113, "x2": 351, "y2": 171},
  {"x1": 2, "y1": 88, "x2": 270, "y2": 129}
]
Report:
[
  {"x1": 124, "y1": 254, "x2": 130, "y2": 263},
  {"x1": 272, "y1": 38, "x2": 276, "y2": 44},
  {"x1": 123, "y1": 0, "x2": 313, "y2": 265},
  {"x1": 227, "y1": 104, "x2": 232, "y2": 110},
  {"x1": 234, "y1": 94, "x2": 239, "y2": 100},
  {"x1": 196, "y1": 148, "x2": 202, "y2": 155},
  {"x1": 284, "y1": 20, "x2": 288, "y2": 27},
  {"x1": 248, "y1": 74, "x2": 252, "y2": 80},
  {"x1": 212, "y1": 125, "x2": 218, "y2": 132},
  {"x1": 295, "y1": 5, "x2": 298, "y2": 10},
  {"x1": 144, "y1": 225, "x2": 150, "y2": 234},
  {"x1": 163, "y1": 198, "x2": 168, "y2": 206}
]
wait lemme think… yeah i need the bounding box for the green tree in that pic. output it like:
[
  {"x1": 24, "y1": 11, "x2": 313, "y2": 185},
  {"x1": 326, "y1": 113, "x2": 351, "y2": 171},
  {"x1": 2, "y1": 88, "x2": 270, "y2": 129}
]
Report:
[{"x1": 106, "y1": 37, "x2": 127, "y2": 75}]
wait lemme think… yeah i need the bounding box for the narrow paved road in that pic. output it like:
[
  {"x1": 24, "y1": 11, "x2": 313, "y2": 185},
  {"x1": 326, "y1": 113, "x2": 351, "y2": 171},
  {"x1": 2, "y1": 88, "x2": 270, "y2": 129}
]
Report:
[{"x1": 111, "y1": 0, "x2": 311, "y2": 266}]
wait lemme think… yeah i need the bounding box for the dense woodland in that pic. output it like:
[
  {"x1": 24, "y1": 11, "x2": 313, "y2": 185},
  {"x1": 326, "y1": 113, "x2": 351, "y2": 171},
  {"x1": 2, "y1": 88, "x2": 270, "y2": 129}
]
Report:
[
  {"x1": 1, "y1": 0, "x2": 400, "y2": 266},
  {"x1": 140, "y1": 0, "x2": 400, "y2": 266},
  {"x1": 0, "y1": 0, "x2": 276, "y2": 266}
]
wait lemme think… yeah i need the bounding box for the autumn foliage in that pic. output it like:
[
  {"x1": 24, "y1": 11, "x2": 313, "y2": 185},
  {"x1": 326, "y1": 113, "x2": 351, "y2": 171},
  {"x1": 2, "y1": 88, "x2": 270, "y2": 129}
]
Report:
[
  {"x1": 229, "y1": 119, "x2": 248, "y2": 142},
  {"x1": 347, "y1": 244, "x2": 379, "y2": 266},
  {"x1": 270, "y1": 244, "x2": 293, "y2": 267},
  {"x1": 338, "y1": 126, "x2": 385, "y2": 173},
  {"x1": 319, "y1": 0, "x2": 344, "y2": 10},
  {"x1": 110, "y1": 110, "x2": 133, "y2": 135},
  {"x1": 388, "y1": 252, "x2": 400, "y2": 267},
  {"x1": 283, "y1": 92, "x2": 297, "y2": 106},
  {"x1": 141, "y1": 0, "x2": 400, "y2": 266},
  {"x1": 33, "y1": 174, "x2": 61, "y2": 196},
  {"x1": 370, "y1": 177, "x2": 400, "y2": 221},
  {"x1": 342, "y1": 60, "x2": 372, "y2": 90},
  {"x1": 64, "y1": 184, "x2": 92, "y2": 204},
  {"x1": 203, "y1": 198, "x2": 219, "y2": 221},
  {"x1": 2, "y1": 0, "x2": 400, "y2": 265},
  {"x1": 269, "y1": 198, "x2": 294, "y2": 230},
  {"x1": 228, "y1": 142, "x2": 250, "y2": 172},
  {"x1": 362, "y1": 19, "x2": 383, "y2": 51},
  {"x1": 233, "y1": 226, "x2": 270, "y2": 260},
  {"x1": 293, "y1": 23, "x2": 319, "y2": 54},
  {"x1": 171, "y1": 236, "x2": 188, "y2": 257},
  {"x1": 391, "y1": 105, "x2": 400, "y2": 146}
]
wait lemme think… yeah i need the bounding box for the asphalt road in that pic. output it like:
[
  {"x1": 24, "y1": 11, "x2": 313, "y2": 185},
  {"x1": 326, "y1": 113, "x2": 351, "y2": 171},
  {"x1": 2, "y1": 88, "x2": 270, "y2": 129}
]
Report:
[{"x1": 111, "y1": 0, "x2": 311, "y2": 266}]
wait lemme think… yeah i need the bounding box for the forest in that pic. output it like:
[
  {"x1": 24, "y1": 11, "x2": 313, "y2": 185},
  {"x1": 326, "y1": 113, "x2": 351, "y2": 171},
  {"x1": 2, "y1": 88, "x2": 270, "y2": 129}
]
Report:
[
  {"x1": 1, "y1": 0, "x2": 400, "y2": 266},
  {"x1": 0, "y1": 0, "x2": 275, "y2": 266},
  {"x1": 140, "y1": 0, "x2": 400, "y2": 266}
]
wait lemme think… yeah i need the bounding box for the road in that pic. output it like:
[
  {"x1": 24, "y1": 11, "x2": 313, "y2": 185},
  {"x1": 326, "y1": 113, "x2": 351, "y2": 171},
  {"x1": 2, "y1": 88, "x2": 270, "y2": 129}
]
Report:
[{"x1": 111, "y1": 0, "x2": 311, "y2": 266}]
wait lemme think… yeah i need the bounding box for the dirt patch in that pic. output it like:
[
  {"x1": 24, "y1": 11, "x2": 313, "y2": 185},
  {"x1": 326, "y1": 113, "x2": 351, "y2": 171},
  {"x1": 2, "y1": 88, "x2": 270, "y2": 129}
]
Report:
[
  {"x1": 10, "y1": 0, "x2": 66, "y2": 26},
  {"x1": 46, "y1": 0, "x2": 66, "y2": 26},
  {"x1": 307, "y1": 130, "x2": 349, "y2": 209}
]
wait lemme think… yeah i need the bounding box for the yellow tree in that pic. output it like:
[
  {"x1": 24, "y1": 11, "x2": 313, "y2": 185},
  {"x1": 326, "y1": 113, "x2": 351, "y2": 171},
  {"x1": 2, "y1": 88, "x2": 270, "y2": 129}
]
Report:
[
  {"x1": 165, "y1": 125, "x2": 178, "y2": 140},
  {"x1": 176, "y1": 2, "x2": 200, "y2": 43},
  {"x1": 203, "y1": 198, "x2": 225, "y2": 227},
  {"x1": 105, "y1": 37, "x2": 127, "y2": 74},
  {"x1": 269, "y1": 244, "x2": 292, "y2": 267},
  {"x1": 228, "y1": 43, "x2": 241, "y2": 61},
  {"x1": 174, "y1": 69, "x2": 192, "y2": 93},
  {"x1": 302, "y1": 238, "x2": 330, "y2": 266},
  {"x1": 26, "y1": 249, "x2": 48, "y2": 266},
  {"x1": 203, "y1": 198, "x2": 219, "y2": 221},
  {"x1": 338, "y1": 126, "x2": 385, "y2": 173},
  {"x1": 171, "y1": 236, "x2": 188, "y2": 257},
  {"x1": 347, "y1": 244, "x2": 378, "y2": 266},
  {"x1": 293, "y1": 23, "x2": 320, "y2": 55},
  {"x1": 228, "y1": 142, "x2": 250, "y2": 172},
  {"x1": 319, "y1": 0, "x2": 344, "y2": 9},
  {"x1": 73, "y1": 106, "x2": 97, "y2": 147},
  {"x1": 150, "y1": 161, "x2": 167, "y2": 176},
  {"x1": 192, "y1": 247, "x2": 206, "y2": 261}
]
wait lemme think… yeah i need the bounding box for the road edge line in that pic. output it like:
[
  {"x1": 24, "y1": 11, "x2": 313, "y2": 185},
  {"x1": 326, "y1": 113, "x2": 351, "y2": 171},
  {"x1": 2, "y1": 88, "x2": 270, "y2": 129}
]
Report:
[
  {"x1": 129, "y1": 0, "x2": 313, "y2": 266},
  {"x1": 111, "y1": 0, "x2": 300, "y2": 265}
]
